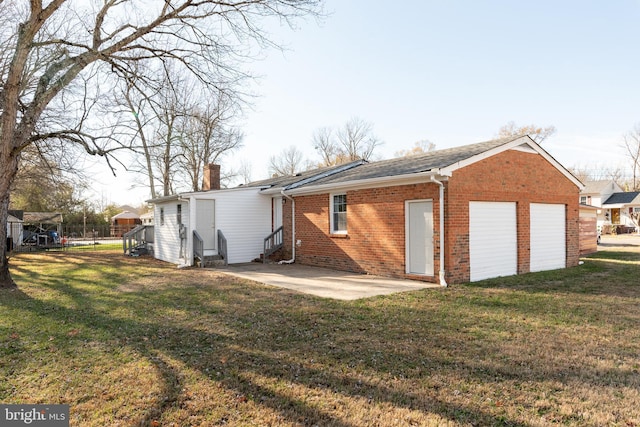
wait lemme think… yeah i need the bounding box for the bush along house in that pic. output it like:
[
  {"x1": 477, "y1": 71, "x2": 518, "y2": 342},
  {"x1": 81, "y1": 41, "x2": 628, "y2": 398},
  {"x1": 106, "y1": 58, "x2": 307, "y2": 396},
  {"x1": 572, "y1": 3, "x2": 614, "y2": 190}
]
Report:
[{"x1": 149, "y1": 135, "x2": 583, "y2": 285}]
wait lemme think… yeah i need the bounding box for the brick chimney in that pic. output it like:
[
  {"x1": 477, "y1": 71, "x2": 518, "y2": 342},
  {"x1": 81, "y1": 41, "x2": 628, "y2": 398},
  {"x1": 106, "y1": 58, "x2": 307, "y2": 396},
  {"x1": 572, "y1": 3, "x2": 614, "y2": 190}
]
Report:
[{"x1": 202, "y1": 163, "x2": 221, "y2": 191}]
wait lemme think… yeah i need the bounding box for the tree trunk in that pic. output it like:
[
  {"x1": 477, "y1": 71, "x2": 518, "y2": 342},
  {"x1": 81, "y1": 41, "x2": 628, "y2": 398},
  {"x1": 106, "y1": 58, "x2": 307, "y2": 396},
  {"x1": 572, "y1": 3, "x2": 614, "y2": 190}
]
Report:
[{"x1": 0, "y1": 153, "x2": 19, "y2": 288}]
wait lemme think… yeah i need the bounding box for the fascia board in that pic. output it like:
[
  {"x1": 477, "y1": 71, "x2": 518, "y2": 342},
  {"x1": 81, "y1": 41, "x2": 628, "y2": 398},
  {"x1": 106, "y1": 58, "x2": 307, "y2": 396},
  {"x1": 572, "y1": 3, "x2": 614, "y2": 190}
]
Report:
[
  {"x1": 260, "y1": 186, "x2": 287, "y2": 195},
  {"x1": 284, "y1": 170, "x2": 446, "y2": 196}
]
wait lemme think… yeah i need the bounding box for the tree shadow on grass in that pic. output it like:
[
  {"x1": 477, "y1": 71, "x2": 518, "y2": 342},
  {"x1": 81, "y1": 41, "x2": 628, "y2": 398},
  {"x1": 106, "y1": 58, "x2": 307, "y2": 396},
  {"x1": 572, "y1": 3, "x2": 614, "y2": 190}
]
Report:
[
  {"x1": 5, "y1": 252, "x2": 639, "y2": 425},
  {"x1": 0, "y1": 255, "x2": 536, "y2": 426}
]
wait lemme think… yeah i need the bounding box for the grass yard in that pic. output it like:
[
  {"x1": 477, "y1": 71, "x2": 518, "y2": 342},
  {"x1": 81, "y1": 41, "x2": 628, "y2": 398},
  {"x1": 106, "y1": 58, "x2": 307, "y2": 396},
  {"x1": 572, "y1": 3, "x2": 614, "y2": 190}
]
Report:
[{"x1": 1, "y1": 245, "x2": 639, "y2": 426}]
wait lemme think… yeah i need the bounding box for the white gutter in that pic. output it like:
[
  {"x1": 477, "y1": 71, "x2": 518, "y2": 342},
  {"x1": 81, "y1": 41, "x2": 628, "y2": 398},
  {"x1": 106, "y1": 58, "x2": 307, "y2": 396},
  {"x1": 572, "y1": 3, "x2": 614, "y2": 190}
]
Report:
[
  {"x1": 430, "y1": 176, "x2": 448, "y2": 287},
  {"x1": 279, "y1": 189, "x2": 296, "y2": 264}
]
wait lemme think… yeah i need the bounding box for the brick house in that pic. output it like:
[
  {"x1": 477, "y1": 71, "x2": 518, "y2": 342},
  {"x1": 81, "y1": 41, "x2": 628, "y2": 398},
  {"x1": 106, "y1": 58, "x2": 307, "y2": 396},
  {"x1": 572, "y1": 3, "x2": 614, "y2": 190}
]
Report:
[
  {"x1": 150, "y1": 135, "x2": 582, "y2": 285},
  {"x1": 264, "y1": 135, "x2": 582, "y2": 285}
]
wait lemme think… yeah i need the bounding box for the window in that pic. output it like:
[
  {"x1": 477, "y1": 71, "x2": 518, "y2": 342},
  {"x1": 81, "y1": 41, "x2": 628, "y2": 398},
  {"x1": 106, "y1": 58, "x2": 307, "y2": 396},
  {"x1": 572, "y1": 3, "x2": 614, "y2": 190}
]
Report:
[
  {"x1": 177, "y1": 204, "x2": 182, "y2": 225},
  {"x1": 580, "y1": 196, "x2": 587, "y2": 204},
  {"x1": 160, "y1": 207, "x2": 165, "y2": 226},
  {"x1": 331, "y1": 194, "x2": 347, "y2": 234}
]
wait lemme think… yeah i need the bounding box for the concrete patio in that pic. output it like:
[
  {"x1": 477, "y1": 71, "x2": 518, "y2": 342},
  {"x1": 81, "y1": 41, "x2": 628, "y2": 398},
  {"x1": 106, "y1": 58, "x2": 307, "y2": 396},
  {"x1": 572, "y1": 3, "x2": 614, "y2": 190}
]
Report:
[{"x1": 218, "y1": 262, "x2": 441, "y2": 300}]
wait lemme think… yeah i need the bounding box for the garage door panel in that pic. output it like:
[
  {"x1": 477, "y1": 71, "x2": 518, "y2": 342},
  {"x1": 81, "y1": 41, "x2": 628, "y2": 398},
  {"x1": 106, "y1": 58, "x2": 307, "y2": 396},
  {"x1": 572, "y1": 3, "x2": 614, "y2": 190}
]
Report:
[
  {"x1": 530, "y1": 203, "x2": 565, "y2": 272},
  {"x1": 469, "y1": 202, "x2": 517, "y2": 282}
]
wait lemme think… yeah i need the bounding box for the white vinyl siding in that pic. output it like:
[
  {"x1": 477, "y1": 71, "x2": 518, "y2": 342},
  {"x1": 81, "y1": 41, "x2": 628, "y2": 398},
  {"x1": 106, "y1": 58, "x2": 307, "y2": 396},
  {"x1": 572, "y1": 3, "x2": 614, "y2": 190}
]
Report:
[
  {"x1": 469, "y1": 201, "x2": 517, "y2": 282},
  {"x1": 196, "y1": 188, "x2": 272, "y2": 264},
  {"x1": 530, "y1": 203, "x2": 566, "y2": 272},
  {"x1": 154, "y1": 201, "x2": 189, "y2": 264}
]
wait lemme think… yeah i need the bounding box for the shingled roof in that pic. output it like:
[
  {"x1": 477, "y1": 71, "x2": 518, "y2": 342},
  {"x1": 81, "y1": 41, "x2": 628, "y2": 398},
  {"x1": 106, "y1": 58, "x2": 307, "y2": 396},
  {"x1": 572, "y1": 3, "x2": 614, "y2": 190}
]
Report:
[
  {"x1": 581, "y1": 180, "x2": 619, "y2": 194},
  {"x1": 298, "y1": 137, "x2": 519, "y2": 187},
  {"x1": 603, "y1": 192, "x2": 640, "y2": 206}
]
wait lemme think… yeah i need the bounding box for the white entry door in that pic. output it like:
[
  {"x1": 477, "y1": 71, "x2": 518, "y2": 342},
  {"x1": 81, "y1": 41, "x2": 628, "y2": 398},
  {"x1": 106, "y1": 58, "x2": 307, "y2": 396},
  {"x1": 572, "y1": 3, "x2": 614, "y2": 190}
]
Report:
[
  {"x1": 469, "y1": 201, "x2": 517, "y2": 282},
  {"x1": 406, "y1": 200, "x2": 434, "y2": 276},
  {"x1": 195, "y1": 199, "x2": 216, "y2": 252},
  {"x1": 530, "y1": 203, "x2": 566, "y2": 272},
  {"x1": 273, "y1": 196, "x2": 283, "y2": 230}
]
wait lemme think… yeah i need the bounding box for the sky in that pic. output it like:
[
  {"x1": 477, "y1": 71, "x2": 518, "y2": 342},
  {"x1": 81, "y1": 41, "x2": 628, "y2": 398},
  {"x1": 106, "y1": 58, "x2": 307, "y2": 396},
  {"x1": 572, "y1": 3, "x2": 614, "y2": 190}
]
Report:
[{"x1": 90, "y1": 0, "x2": 640, "y2": 206}]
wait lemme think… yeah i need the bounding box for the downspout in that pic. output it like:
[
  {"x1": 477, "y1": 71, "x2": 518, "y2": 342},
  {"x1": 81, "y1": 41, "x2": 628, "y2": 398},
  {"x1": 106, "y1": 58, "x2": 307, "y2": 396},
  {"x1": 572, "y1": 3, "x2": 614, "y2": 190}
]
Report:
[
  {"x1": 430, "y1": 176, "x2": 448, "y2": 287},
  {"x1": 279, "y1": 189, "x2": 296, "y2": 264}
]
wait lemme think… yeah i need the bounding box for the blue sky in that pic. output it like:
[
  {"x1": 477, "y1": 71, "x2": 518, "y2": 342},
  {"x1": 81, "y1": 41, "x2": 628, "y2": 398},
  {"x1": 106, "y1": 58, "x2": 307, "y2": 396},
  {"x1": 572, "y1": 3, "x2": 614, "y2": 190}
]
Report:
[{"x1": 95, "y1": 0, "x2": 640, "y2": 205}]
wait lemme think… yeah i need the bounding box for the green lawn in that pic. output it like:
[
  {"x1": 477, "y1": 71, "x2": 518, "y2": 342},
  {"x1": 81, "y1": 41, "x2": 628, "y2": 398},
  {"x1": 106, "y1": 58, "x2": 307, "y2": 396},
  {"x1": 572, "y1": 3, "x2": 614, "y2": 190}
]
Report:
[{"x1": 1, "y1": 249, "x2": 639, "y2": 426}]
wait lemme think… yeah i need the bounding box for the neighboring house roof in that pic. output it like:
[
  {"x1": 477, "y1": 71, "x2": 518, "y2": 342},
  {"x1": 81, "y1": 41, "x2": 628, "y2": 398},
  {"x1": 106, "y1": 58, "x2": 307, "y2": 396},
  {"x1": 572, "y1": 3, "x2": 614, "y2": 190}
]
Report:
[
  {"x1": 140, "y1": 211, "x2": 154, "y2": 219},
  {"x1": 8, "y1": 214, "x2": 23, "y2": 223},
  {"x1": 579, "y1": 203, "x2": 599, "y2": 210},
  {"x1": 581, "y1": 180, "x2": 621, "y2": 195},
  {"x1": 603, "y1": 192, "x2": 640, "y2": 207},
  {"x1": 112, "y1": 211, "x2": 140, "y2": 220},
  {"x1": 23, "y1": 212, "x2": 64, "y2": 224},
  {"x1": 118, "y1": 205, "x2": 140, "y2": 215},
  {"x1": 8, "y1": 210, "x2": 24, "y2": 221}
]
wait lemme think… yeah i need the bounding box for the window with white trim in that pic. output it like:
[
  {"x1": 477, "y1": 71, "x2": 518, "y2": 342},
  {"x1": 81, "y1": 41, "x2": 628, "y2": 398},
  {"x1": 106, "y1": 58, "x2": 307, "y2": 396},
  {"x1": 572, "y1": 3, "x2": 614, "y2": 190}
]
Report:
[{"x1": 331, "y1": 194, "x2": 347, "y2": 234}]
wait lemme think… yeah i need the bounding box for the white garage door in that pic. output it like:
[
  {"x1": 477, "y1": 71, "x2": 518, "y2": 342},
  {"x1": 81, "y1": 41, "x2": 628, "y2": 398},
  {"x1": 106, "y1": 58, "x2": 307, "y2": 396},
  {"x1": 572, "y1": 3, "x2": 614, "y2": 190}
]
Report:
[
  {"x1": 469, "y1": 201, "x2": 517, "y2": 282},
  {"x1": 530, "y1": 203, "x2": 566, "y2": 272}
]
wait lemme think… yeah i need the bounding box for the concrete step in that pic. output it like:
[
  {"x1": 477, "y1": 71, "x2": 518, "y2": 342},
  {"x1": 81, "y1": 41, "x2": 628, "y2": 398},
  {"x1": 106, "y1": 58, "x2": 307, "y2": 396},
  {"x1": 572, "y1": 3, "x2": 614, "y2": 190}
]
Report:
[{"x1": 197, "y1": 255, "x2": 226, "y2": 268}]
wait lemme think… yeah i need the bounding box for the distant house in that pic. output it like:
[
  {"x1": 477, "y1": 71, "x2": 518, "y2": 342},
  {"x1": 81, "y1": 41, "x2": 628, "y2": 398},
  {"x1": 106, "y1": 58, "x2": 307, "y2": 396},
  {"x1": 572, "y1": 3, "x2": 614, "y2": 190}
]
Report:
[
  {"x1": 140, "y1": 211, "x2": 154, "y2": 225},
  {"x1": 7, "y1": 210, "x2": 24, "y2": 249},
  {"x1": 150, "y1": 136, "x2": 582, "y2": 285},
  {"x1": 580, "y1": 180, "x2": 639, "y2": 233},
  {"x1": 111, "y1": 211, "x2": 142, "y2": 237}
]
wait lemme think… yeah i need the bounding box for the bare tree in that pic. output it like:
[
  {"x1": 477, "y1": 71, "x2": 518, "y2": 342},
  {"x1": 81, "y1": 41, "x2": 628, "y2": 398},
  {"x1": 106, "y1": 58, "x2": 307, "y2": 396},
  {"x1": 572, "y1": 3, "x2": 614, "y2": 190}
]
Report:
[
  {"x1": 0, "y1": 0, "x2": 323, "y2": 288},
  {"x1": 622, "y1": 124, "x2": 640, "y2": 191},
  {"x1": 497, "y1": 121, "x2": 557, "y2": 144},
  {"x1": 336, "y1": 117, "x2": 383, "y2": 162},
  {"x1": 313, "y1": 117, "x2": 383, "y2": 166},
  {"x1": 312, "y1": 126, "x2": 337, "y2": 166},
  {"x1": 269, "y1": 145, "x2": 306, "y2": 177},
  {"x1": 394, "y1": 139, "x2": 436, "y2": 157},
  {"x1": 237, "y1": 159, "x2": 253, "y2": 185},
  {"x1": 177, "y1": 95, "x2": 243, "y2": 192}
]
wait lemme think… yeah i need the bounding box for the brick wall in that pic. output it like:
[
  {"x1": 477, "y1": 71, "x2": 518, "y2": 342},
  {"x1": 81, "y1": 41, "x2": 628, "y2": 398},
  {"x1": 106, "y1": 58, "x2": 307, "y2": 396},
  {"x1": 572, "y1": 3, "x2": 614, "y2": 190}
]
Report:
[
  {"x1": 445, "y1": 149, "x2": 580, "y2": 283},
  {"x1": 285, "y1": 185, "x2": 441, "y2": 280},
  {"x1": 283, "y1": 149, "x2": 580, "y2": 284}
]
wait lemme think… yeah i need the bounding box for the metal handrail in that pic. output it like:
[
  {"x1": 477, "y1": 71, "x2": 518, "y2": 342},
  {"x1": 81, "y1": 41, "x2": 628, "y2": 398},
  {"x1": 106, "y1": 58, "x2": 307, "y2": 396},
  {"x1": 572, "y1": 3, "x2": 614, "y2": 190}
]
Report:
[
  {"x1": 263, "y1": 226, "x2": 283, "y2": 263},
  {"x1": 193, "y1": 230, "x2": 204, "y2": 268},
  {"x1": 217, "y1": 230, "x2": 228, "y2": 266}
]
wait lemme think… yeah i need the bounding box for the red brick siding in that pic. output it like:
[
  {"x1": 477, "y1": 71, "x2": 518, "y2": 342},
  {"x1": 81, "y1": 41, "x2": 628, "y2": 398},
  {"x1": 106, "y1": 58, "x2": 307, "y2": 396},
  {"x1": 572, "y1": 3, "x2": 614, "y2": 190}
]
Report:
[
  {"x1": 444, "y1": 149, "x2": 580, "y2": 283},
  {"x1": 286, "y1": 185, "x2": 441, "y2": 280},
  {"x1": 283, "y1": 149, "x2": 580, "y2": 284}
]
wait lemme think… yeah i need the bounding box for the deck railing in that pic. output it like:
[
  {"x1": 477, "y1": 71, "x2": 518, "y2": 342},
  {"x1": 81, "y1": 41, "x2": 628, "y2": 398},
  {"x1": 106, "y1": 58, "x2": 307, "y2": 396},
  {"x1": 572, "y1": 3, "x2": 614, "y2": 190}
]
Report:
[
  {"x1": 217, "y1": 230, "x2": 228, "y2": 266},
  {"x1": 123, "y1": 225, "x2": 154, "y2": 255},
  {"x1": 193, "y1": 230, "x2": 204, "y2": 268},
  {"x1": 263, "y1": 226, "x2": 283, "y2": 263}
]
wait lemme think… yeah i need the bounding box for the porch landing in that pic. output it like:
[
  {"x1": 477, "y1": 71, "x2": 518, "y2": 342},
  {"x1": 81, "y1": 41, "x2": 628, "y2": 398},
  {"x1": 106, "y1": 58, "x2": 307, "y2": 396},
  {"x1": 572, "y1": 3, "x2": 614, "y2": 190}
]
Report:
[{"x1": 218, "y1": 263, "x2": 440, "y2": 300}]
